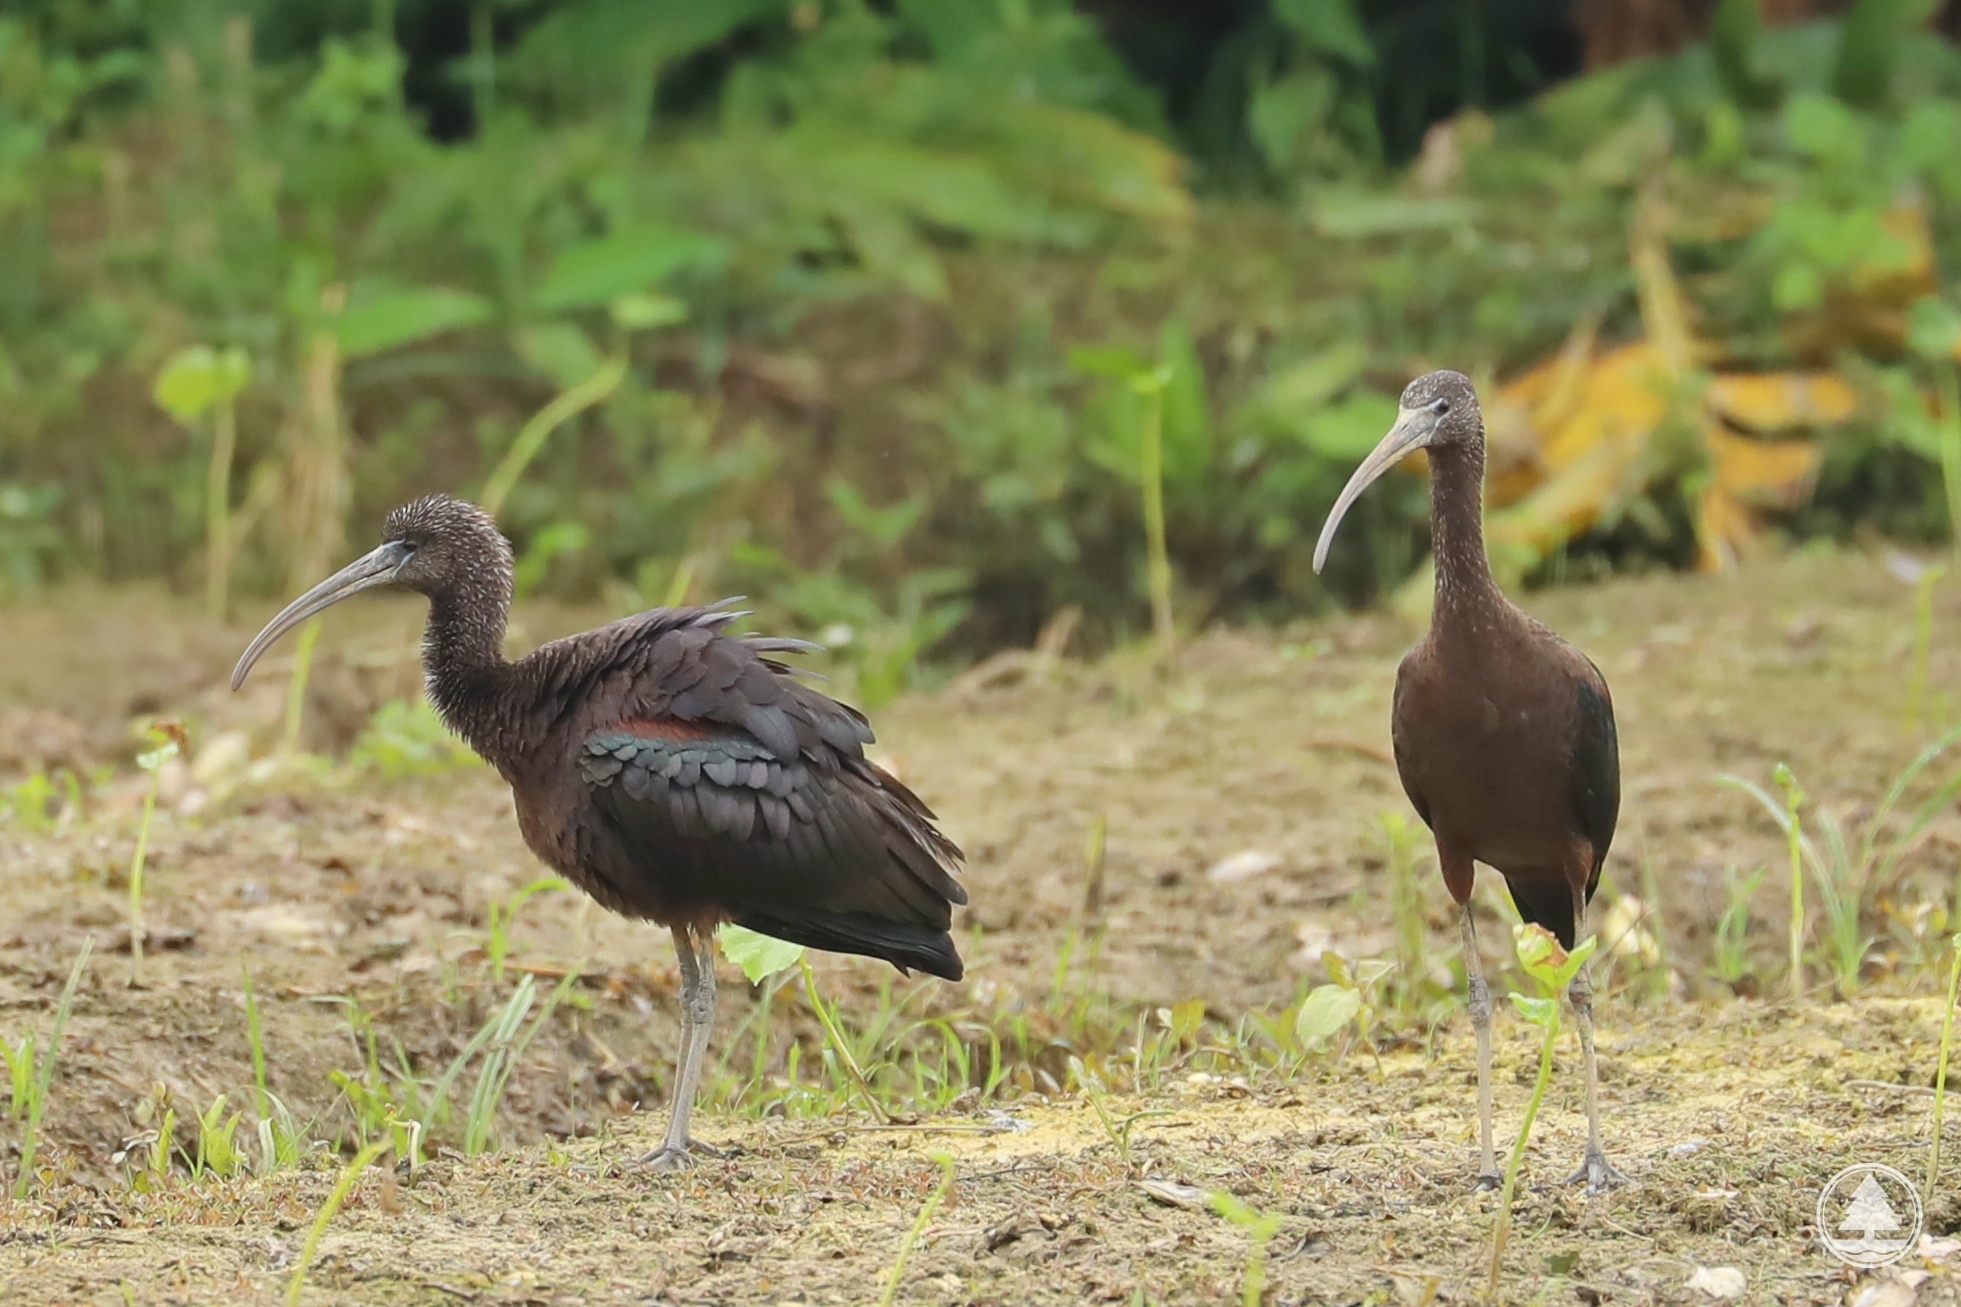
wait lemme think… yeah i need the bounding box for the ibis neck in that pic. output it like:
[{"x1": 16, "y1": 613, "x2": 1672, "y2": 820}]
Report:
[
  {"x1": 422, "y1": 570, "x2": 517, "y2": 763},
  {"x1": 1426, "y1": 441, "x2": 1503, "y2": 630}
]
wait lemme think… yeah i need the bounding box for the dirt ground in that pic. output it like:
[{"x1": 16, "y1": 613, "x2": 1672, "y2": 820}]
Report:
[{"x1": 2, "y1": 544, "x2": 1961, "y2": 1305}]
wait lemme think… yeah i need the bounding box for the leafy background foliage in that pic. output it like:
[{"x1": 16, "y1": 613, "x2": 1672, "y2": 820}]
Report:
[{"x1": 0, "y1": 0, "x2": 1957, "y2": 700}]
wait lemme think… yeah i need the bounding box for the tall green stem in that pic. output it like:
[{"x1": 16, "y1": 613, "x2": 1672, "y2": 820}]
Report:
[
  {"x1": 282, "y1": 618, "x2": 322, "y2": 756},
  {"x1": 799, "y1": 956, "x2": 889, "y2": 1124},
  {"x1": 1487, "y1": 1008, "x2": 1558, "y2": 1298},
  {"x1": 128, "y1": 773, "x2": 160, "y2": 970},
  {"x1": 1137, "y1": 381, "x2": 1173, "y2": 663},
  {"x1": 1939, "y1": 364, "x2": 1961, "y2": 562},
  {"x1": 1909, "y1": 565, "x2": 1947, "y2": 732},
  {"x1": 286, "y1": 1141, "x2": 389, "y2": 1307},
  {"x1": 1777, "y1": 765, "x2": 1805, "y2": 1002},
  {"x1": 478, "y1": 355, "x2": 628, "y2": 518},
  {"x1": 1930, "y1": 933, "x2": 1961, "y2": 1199},
  {"x1": 205, "y1": 401, "x2": 236, "y2": 621}
]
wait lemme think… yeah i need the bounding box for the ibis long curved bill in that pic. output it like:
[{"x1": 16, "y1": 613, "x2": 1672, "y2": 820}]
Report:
[
  {"x1": 1311, "y1": 406, "x2": 1442, "y2": 575},
  {"x1": 230, "y1": 540, "x2": 414, "y2": 689}
]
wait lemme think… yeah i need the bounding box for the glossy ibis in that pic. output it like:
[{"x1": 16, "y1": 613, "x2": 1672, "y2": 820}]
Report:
[
  {"x1": 1312, "y1": 370, "x2": 1623, "y2": 1193},
  {"x1": 232, "y1": 495, "x2": 966, "y2": 1170}
]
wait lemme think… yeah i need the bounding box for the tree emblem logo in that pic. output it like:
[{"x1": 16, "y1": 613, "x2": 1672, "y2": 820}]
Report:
[{"x1": 1817, "y1": 1164, "x2": 1922, "y2": 1267}]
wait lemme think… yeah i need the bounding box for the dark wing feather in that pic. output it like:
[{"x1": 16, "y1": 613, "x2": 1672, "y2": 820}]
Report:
[
  {"x1": 1389, "y1": 655, "x2": 1432, "y2": 830},
  {"x1": 1571, "y1": 661, "x2": 1620, "y2": 901},
  {"x1": 560, "y1": 602, "x2": 966, "y2": 980}
]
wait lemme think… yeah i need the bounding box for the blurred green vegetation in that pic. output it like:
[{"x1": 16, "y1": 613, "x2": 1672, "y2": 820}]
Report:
[{"x1": 1, "y1": 0, "x2": 1959, "y2": 701}]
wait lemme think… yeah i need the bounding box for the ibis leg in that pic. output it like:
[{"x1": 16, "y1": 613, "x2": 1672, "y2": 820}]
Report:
[
  {"x1": 1565, "y1": 902, "x2": 1628, "y2": 1194},
  {"x1": 1460, "y1": 903, "x2": 1500, "y2": 1191},
  {"x1": 642, "y1": 924, "x2": 724, "y2": 1171}
]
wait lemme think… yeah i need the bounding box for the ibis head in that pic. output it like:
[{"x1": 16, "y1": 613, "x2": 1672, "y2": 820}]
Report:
[{"x1": 1312, "y1": 369, "x2": 1483, "y2": 575}]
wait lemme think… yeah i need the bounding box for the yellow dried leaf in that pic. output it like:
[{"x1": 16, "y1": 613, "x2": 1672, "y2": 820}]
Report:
[
  {"x1": 1705, "y1": 373, "x2": 1856, "y2": 433},
  {"x1": 1488, "y1": 433, "x2": 1647, "y2": 558},
  {"x1": 1535, "y1": 343, "x2": 1671, "y2": 474},
  {"x1": 1696, "y1": 485, "x2": 1758, "y2": 573},
  {"x1": 1707, "y1": 426, "x2": 1821, "y2": 510}
]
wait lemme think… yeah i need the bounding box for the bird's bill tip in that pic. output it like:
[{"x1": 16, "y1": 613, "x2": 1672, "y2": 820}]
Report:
[
  {"x1": 1311, "y1": 409, "x2": 1435, "y2": 576},
  {"x1": 229, "y1": 541, "x2": 413, "y2": 690}
]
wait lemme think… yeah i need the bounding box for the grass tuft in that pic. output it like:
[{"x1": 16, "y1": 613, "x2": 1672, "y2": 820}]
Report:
[
  {"x1": 11, "y1": 938, "x2": 93, "y2": 1199},
  {"x1": 285, "y1": 1141, "x2": 389, "y2": 1307},
  {"x1": 877, "y1": 1152, "x2": 955, "y2": 1307},
  {"x1": 1208, "y1": 1189, "x2": 1286, "y2": 1307}
]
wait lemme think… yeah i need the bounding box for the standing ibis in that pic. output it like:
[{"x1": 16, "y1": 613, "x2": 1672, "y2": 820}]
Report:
[
  {"x1": 1312, "y1": 370, "x2": 1623, "y2": 1193},
  {"x1": 232, "y1": 495, "x2": 966, "y2": 1170}
]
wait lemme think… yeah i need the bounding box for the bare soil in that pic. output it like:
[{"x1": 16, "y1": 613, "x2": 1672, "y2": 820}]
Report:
[{"x1": 2, "y1": 545, "x2": 1960, "y2": 1306}]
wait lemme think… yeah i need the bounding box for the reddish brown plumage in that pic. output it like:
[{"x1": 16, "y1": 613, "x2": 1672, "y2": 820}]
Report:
[
  {"x1": 232, "y1": 494, "x2": 969, "y2": 1169},
  {"x1": 1313, "y1": 369, "x2": 1625, "y2": 1192}
]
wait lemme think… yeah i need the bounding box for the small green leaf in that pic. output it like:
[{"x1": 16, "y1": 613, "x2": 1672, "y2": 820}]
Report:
[
  {"x1": 716, "y1": 924, "x2": 804, "y2": 985},
  {"x1": 1168, "y1": 996, "x2": 1206, "y2": 1044},
  {"x1": 1351, "y1": 959, "x2": 1395, "y2": 990},
  {"x1": 1511, "y1": 993, "x2": 1558, "y2": 1025},
  {"x1": 1319, "y1": 950, "x2": 1353, "y2": 988},
  {"x1": 608, "y1": 293, "x2": 688, "y2": 332},
  {"x1": 1549, "y1": 936, "x2": 1599, "y2": 992},
  {"x1": 1067, "y1": 345, "x2": 1148, "y2": 381},
  {"x1": 1299, "y1": 393, "x2": 1400, "y2": 460},
  {"x1": 337, "y1": 287, "x2": 493, "y2": 359},
  {"x1": 153, "y1": 346, "x2": 252, "y2": 424},
  {"x1": 136, "y1": 740, "x2": 180, "y2": 773},
  {"x1": 1294, "y1": 984, "x2": 1362, "y2": 1045},
  {"x1": 1512, "y1": 922, "x2": 1563, "y2": 981},
  {"x1": 533, "y1": 226, "x2": 724, "y2": 314},
  {"x1": 1908, "y1": 296, "x2": 1961, "y2": 361},
  {"x1": 515, "y1": 323, "x2": 605, "y2": 391}
]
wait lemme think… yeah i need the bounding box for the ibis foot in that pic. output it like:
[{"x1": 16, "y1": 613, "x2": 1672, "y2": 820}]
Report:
[
  {"x1": 1472, "y1": 1171, "x2": 1501, "y2": 1193},
  {"x1": 1566, "y1": 1150, "x2": 1628, "y2": 1195},
  {"x1": 638, "y1": 1139, "x2": 733, "y2": 1172}
]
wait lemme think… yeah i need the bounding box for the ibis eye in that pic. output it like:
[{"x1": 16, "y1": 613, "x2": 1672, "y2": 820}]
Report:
[{"x1": 1432, "y1": 398, "x2": 1450, "y2": 416}]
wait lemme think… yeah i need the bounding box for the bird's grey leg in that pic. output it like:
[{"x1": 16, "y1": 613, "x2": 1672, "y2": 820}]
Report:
[
  {"x1": 1565, "y1": 899, "x2": 1629, "y2": 1194},
  {"x1": 641, "y1": 924, "x2": 724, "y2": 1171},
  {"x1": 1460, "y1": 903, "x2": 1500, "y2": 1191}
]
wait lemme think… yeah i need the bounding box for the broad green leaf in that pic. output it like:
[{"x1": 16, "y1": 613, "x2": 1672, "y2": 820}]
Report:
[
  {"x1": 515, "y1": 323, "x2": 605, "y2": 391},
  {"x1": 608, "y1": 293, "x2": 688, "y2": 332},
  {"x1": 153, "y1": 346, "x2": 251, "y2": 424},
  {"x1": 1294, "y1": 984, "x2": 1362, "y2": 1045},
  {"x1": 826, "y1": 478, "x2": 923, "y2": 547},
  {"x1": 1273, "y1": 0, "x2": 1374, "y2": 64},
  {"x1": 1168, "y1": 996, "x2": 1206, "y2": 1044},
  {"x1": 1510, "y1": 993, "x2": 1558, "y2": 1025},
  {"x1": 1249, "y1": 344, "x2": 1368, "y2": 423},
  {"x1": 338, "y1": 288, "x2": 493, "y2": 359},
  {"x1": 1512, "y1": 922, "x2": 1562, "y2": 976},
  {"x1": 508, "y1": 0, "x2": 789, "y2": 109},
  {"x1": 1550, "y1": 936, "x2": 1598, "y2": 992},
  {"x1": 1299, "y1": 393, "x2": 1398, "y2": 460},
  {"x1": 1908, "y1": 296, "x2": 1961, "y2": 360},
  {"x1": 1158, "y1": 321, "x2": 1210, "y2": 485},
  {"x1": 1312, "y1": 193, "x2": 1477, "y2": 238},
  {"x1": 1249, "y1": 68, "x2": 1336, "y2": 170},
  {"x1": 1783, "y1": 92, "x2": 1864, "y2": 164},
  {"x1": 716, "y1": 924, "x2": 804, "y2": 985},
  {"x1": 533, "y1": 226, "x2": 724, "y2": 314},
  {"x1": 136, "y1": 740, "x2": 180, "y2": 773},
  {"x1": 1068, "y1": 345, "x2": 1148, "y2": 381},
  {"x1": 1352, "y1": 958, "x2": 1395, "y2": 990}
]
